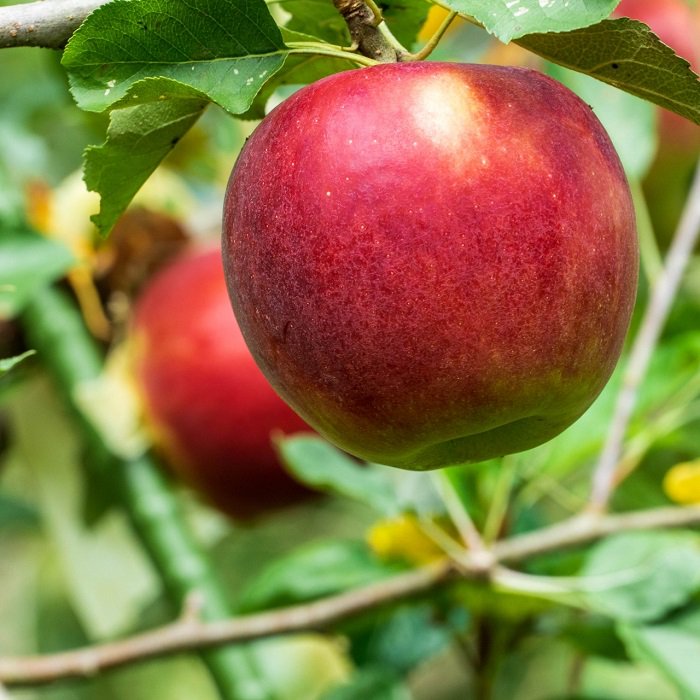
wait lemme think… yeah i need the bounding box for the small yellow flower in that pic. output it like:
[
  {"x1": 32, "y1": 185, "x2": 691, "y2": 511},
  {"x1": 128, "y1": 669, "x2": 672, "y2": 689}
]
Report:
[
  {"x1": 663, "y1": 460, "x2": 700, "y2": 504},
  {"x1": 367, "y1": 513, "x2": 448, "y2": 566}
]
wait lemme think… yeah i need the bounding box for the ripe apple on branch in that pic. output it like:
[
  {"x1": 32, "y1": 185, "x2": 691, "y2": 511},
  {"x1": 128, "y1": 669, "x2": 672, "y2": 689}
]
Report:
[{"x1": 222, "y1": 60, "x2": 638, "y2": 470}]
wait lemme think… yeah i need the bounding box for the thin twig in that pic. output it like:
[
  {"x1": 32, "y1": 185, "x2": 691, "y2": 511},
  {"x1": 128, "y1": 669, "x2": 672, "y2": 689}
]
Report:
[
  {"x1": 482, "y1": 455, "x2": 517, "y2": 544},
  {"x1": 0, "y1": 0, "x2": 108, "y2": 49},
  {"x1": 590, "y1": 160, "x2": 700, "y2": 511},
  {"x1": 493, "y1": 505, "x2": 700, "y2": 562},
  {"x1": 406, "y1": 10, "x2": 457, "y2": 62},
  {"x1": 4, "y1": 504, "x2": 700, "y2": 687},
  {"x1": 0, "y1": 561, "x2": 455, "y2": 687},
  {"x1": 433, "y1": 471, "x2": 488, "y2": 556}
]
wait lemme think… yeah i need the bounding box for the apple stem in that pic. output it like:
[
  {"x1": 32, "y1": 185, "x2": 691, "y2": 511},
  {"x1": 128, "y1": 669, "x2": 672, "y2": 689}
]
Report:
[{"x1": 332, "y1": 0, "x2": 408, "y2": 62}]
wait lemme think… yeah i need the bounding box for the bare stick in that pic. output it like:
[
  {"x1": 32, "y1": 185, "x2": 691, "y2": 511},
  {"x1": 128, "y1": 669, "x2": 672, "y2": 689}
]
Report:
[
  {"x1": 4, "y1": 504, "x2": 700, "y2": 687},
  {"x1": 590, "y1": 161, "x2": 700, "y2": 511},
  {"x1": 0, "y1": 0, "x2": 109, "y2": 49},
  {"x1": 494, "y1": 505, "x2": 700, "y2": 562},
  {"x1": 0, "y1": 561, "x2": 455, "y2": 687},
  {"x1": 433, "y1": 471, "x2": 487, "y2": 555}
]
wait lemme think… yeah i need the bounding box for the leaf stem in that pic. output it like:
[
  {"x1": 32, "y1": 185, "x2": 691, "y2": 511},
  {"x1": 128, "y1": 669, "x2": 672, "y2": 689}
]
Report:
[
  {"x1": 434, "y1": 470, "x2": 488, "y2": 555},
  {"x1": 286, "y1": 44, "x2": 378, "y2": 67},
  {"x1": 405, "y1": 10, "x2": 458, "y2": 62},
  {"x1": 483, "y1": 456, "x2": 517, "y2": 544}
]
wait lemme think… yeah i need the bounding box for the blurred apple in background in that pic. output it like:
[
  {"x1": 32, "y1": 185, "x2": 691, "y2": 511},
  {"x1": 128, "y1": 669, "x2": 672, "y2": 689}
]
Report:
[
  {"x1": 615, "y1": 0, "x2": 700, "y2": 244},
  {"x1": 130, "y1": 247, "x2": 314, "y2": 520}
]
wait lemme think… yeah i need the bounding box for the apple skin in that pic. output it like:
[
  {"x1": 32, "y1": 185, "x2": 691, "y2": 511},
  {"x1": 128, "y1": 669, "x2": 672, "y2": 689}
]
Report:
[
  {"x1": 130, "y1": 248, "x2": 314, "y2": 519},
  {"x1": 222, "y1": 62, "x2": 638, "y2": 470}
]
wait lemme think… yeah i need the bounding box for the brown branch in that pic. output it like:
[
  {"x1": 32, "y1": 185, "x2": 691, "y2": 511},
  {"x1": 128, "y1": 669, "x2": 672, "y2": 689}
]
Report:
[
  {"x1": 332, "y1": 0, "x2": 405, "y2": 62},
  {"x1": 590, "y1": 160, "x2": 700, "y2": 510},
  {"x1": 494, "y1": 505, "x2": 700, "y2": 562},
  {"x1": 0, "y1": 0, "x2": 109, "y2": 49},
  {"x1": 4, "y1": 504, "x2": 700, "y2": 687},
  {"x1": 0, "y1": 561, "x2": 456, "y2": 687}
]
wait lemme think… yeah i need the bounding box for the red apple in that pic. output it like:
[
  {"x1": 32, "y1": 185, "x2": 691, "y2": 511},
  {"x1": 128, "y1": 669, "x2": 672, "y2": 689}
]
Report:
[
  {"x1": 222, "y1": 62, "x2": 638, "y2": 470},
  {"x1": 615, "y1": 0, "x2": 700, "y2": 245},
  {"x1": 130, "y1": 247, "x2": 313, "y2": 519}
]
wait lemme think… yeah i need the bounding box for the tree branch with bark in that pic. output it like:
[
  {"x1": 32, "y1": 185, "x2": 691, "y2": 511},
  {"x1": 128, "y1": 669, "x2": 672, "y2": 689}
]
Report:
[
  {"x1": 3, "y1": 503, "x2": 700, "y2": 688},
  {"x1": 0, "y1": 0, "x2": 108, "y2": 49}
]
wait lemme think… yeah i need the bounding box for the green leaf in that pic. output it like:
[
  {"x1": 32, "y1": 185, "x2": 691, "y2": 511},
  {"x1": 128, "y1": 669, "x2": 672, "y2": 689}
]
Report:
[
  {"x1": 240, "y1": 30, "x2": 350, "y2": 120},
  {"x1": 620, "y1": 607, "x2": 700, "y2": 699},
  {"x1": 83, "y1": 80, "x2": 206, "y2": 235},
  {"x1": 547, "y1": 63, "x2": 657, "y2": 179},
  {"x1": 238, "y1": 539, "x2": 401, "y2": 612},
  {"x1": 253, "y1": 636, "x2": 351, "y2": 700},
  {"x1": 0, "y1": 494, "x2": 39, "y2": 529},
  {"x1": 357, "y1": 604, "x2": 454, "y2": 673},
  {"x1": 321, "y1": 668, "x2": 411, "y2": 700},
  {"x1": 516, "y1": 332, "x2": 700, "y2": 503},
  {"x1": 457, "y1": 576, "x2": 555, "y2": 621},
  {"x1": 380, "y1": 0, "x2": 431, "y2": 48},
  {"x1": 276, "y1": 436, "x2": 398, "y2": 515},
  {"x1": 0, "y1": 350, "x2": 35, "y2": 377},
  {"x1": 636, "y1": 333, "x2": 700, "y2": 416},
  {"x1": 0, "y1": 123, "x2": 48, "y2": 224},
  {"x1": 62, "y1": 0, "x2": 287, "y2": 115},
  {"x1": 580, "y1": 531, "x2": 700, "y2": 623},
  {"x1": 241, "y1": 55, "x2": 348, "y2": 120},
  {"x1": 518, "y1": 19, "x2": 700, "y2": 126},
  {"x1": 441, "y1": 0, "x2": 619, "y2": 43},
  {"x1": 561, "y1": 617, "x2": 628, "y2": 661},
  {"x1": 0, "y1": 231, "x2": 74, "y2": 319},
  {"x1": 281, "y1": 0, "x2": 350, "y2": 45}
]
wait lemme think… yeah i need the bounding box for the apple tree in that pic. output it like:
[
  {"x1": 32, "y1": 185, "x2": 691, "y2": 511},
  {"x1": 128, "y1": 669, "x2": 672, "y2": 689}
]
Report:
[{"x1": 1, "y1": 0, "x2": 700, "y2": 698}]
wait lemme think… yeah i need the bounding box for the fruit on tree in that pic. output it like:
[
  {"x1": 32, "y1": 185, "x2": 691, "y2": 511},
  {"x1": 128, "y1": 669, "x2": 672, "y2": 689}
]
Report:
[
  {"x1": 615, "y1": 0, "x2": 700, "y2": 244},
  {"x1": 130, "y1": 247, "x2": 313, "y2": 519},
  {"x1": 222, "y1": 62, "x2": 638, "y2": 470}
]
